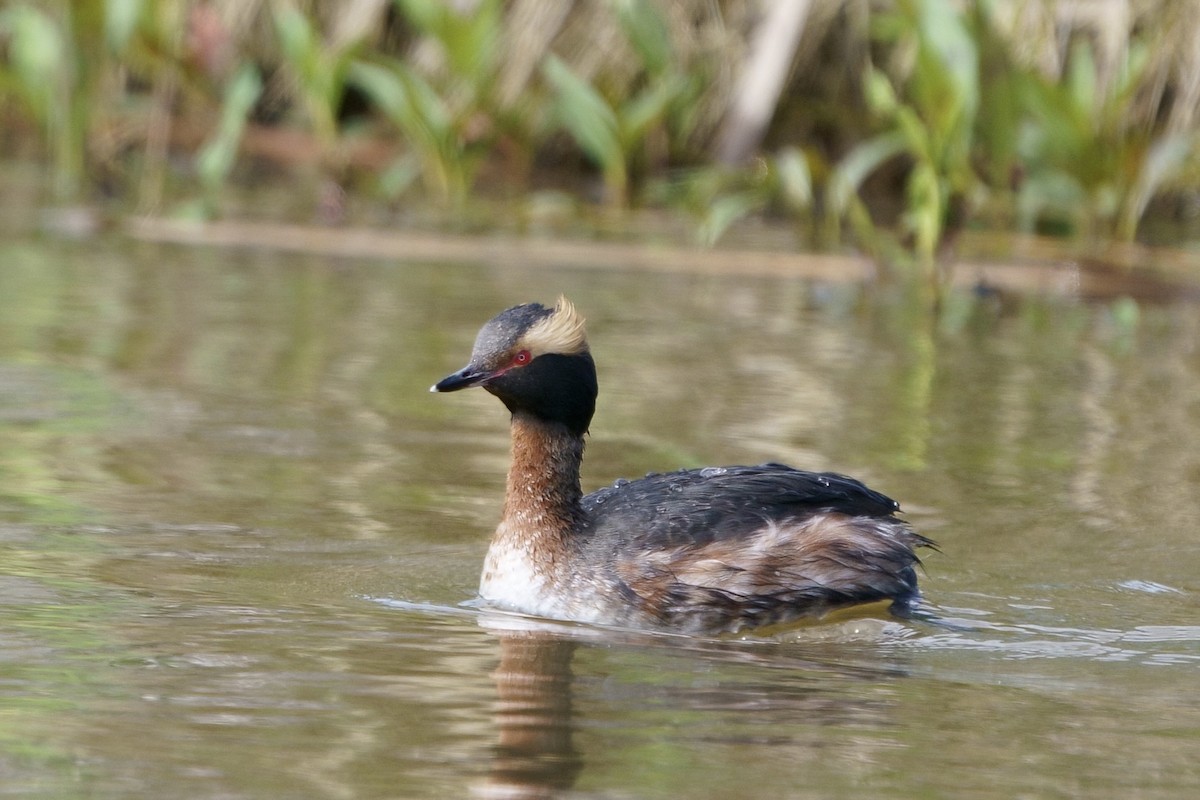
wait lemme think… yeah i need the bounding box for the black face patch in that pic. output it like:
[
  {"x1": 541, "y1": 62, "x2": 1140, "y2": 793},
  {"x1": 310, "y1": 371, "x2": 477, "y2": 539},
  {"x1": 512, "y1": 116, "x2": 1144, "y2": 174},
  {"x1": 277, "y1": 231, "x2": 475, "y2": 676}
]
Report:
[{"x1": 486, "y1": 352, "x2": 598, "y2": 435}]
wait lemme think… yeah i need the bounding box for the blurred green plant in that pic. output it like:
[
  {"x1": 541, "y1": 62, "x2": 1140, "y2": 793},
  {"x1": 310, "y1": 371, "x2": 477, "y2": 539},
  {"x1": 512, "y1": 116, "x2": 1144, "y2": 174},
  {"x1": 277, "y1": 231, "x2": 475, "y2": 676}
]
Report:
[
  {"x1": 347, "y1": 0, "x2": 505, "y2": 204},
  {"x1": 542, "y1": 0, "x2": 701, "y2": 205},
  {"x1": 0, "y1": 1, "x2": 251, "y2": 207},
  {"x1": 823, "y1": 131, "x2": 908, "y2": 259},
  {"x1": 649, "y1": 147, "x2": 814, "y2": 246},
  {"x1": 395, "y1": 0, "x2": 501, "y2": 85},
  {"x1": 195, "y1": 65, "x2": 264, "y2": 215},
  {"x1": 0, "y1": 0, "x2": 1197, "y2": 261},
  {"x1": 828, "y1": 0, "x2": 1197, "y2": 267},
  {"x1": 272, "y1": 1, "x2": 360, "y2": 161},
  {"x1": 837, "y1": 0, "x2": 982, "y2": 273},
  {"x1": 1015, "y1": 39, "x2": 1195, "y2": 240},
  {"x1": 0, "y1": 4, "x2": 84, "y2": 200}
]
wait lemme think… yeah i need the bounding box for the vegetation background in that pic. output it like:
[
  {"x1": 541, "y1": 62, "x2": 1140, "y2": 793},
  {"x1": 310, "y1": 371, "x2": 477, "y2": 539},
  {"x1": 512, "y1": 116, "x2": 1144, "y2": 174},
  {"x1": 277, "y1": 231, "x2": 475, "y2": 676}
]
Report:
[{"x1": 2, "y1": 0, "x2": 1198, "y2": 276}]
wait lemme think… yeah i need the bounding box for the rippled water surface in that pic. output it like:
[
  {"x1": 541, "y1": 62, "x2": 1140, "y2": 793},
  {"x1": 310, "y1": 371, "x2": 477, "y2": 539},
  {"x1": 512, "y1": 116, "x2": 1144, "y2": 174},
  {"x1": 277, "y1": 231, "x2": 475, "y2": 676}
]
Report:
[{"x1": 2, "y1": 233, "x2": 1199, "y2": 799}]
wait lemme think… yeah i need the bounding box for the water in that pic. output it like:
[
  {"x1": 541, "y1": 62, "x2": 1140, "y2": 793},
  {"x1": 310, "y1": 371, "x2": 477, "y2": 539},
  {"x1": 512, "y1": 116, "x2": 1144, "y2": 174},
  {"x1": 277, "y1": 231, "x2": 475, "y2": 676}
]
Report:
[{"x1": 1, "y1": 232, "x2": 1199, "y2": 798}]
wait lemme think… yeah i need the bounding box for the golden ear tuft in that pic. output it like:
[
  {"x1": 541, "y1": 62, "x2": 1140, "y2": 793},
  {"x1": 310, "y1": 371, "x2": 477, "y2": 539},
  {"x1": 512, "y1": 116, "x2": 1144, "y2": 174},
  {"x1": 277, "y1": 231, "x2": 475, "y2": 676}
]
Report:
[{"x1": 522, "y1": 295, "x2": 589, "y2": 356}]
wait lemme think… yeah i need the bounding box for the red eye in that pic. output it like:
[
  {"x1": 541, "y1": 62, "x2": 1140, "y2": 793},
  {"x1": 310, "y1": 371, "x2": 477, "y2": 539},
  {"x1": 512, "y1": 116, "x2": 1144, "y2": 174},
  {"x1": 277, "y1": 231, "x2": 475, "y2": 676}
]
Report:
[{"x1": 512, "y1": 350, "x2": 531, "y2": 366}]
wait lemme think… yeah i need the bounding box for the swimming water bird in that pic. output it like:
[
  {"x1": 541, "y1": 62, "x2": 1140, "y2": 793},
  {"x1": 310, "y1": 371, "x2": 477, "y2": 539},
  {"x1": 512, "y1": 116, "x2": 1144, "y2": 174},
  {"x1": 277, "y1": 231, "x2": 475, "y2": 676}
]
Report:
[{"x1": 431, "y1": 298, "x2": 933, "y2": 634}]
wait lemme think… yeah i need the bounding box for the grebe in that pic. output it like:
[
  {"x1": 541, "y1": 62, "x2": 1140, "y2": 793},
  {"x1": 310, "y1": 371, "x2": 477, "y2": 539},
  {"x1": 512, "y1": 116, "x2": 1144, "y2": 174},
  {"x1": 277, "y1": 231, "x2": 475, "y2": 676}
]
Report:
[{"x1": 432, "y1": 298, "x2": 933, "y2": 634}]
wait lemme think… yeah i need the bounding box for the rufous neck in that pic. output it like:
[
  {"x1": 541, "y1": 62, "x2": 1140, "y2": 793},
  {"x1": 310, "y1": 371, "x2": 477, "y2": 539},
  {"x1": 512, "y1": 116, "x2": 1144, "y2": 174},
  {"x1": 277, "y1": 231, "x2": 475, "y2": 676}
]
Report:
[{"x1": 501, "y1": 412, "x2": 585, "y2": 534}]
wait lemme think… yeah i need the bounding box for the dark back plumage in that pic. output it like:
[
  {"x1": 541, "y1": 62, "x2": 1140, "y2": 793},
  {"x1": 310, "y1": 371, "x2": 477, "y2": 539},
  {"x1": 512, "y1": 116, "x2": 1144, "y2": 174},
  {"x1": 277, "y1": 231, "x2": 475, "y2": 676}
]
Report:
[
  {"x1": 578, "y1": 463, "x2": 932, "y2": 631},
  {"x1": 581, "y1": 463, "x2": 902, "y2": 547}
]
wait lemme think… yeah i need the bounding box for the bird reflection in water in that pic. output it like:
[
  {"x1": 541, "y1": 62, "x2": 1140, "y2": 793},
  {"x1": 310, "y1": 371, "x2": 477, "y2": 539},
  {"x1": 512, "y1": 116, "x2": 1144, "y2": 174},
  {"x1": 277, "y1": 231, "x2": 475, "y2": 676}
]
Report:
[
  {"x1": 469, "y1": 610, "x2": 916, "y2": 799},
  {"x1": 474, "y1": 625, "x2": 582, "y2": 800}
]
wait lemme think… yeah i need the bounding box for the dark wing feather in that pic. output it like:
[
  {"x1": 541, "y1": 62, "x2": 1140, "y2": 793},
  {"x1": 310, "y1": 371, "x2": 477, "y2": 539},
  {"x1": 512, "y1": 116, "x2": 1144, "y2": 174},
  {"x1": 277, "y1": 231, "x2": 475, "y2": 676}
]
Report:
[{"x1": 580, "y1": 462, "x2": 903, "y2": 548}]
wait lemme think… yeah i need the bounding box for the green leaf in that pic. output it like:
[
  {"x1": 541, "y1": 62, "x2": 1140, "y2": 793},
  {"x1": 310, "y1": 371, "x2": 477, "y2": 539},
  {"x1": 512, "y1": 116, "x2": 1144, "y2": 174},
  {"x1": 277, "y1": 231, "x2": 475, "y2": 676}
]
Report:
[
  {"x1": 1016, "y1": 170, "x2": 1086, "y2": 232},
  {"x1": 1109, "y1": 296, "x2": 1140, "y2": 336},
  {"x1": 104, "y1": 0, "x2": 143, "y2": 54},
  {"x1": 1066, "y1": 40, "x2": 1097, "y2": 119},
  {"x1": 829, "y1": 131, "x2": 907, "y2": 216},
  {"x1": 542, "y1": 55, "x2": 624, "y2": 183},
  {"x1": 1118, "y1": 131, "x2": 1196, "y2": 239},
  {"x1": 906, "y1": 161, "x2": 942, "y2": 261},
  {"x1": 378, "y1": 154, "x2": 423, "y2": 199},
  {"x1": 273, "y1": 5, "x2": 318, "y2": 81},
  {"x1": 347, "y1": 61, "x2": 409, "y2": 120},
  {"x1": 917, "y1": 0, "x2": 978, "y2": 113},
  {"x1": 895, "y1": 105, "x2": 933, "y2": 161},
  {"x1": 775, "y1": 147, "x2": 813, "y2": 210},
  {"x1": 446, "y1": 0, "x2": 501, "y2": 81},
  {"x1": 614, "y1": 0, "x2": 673, "y2": 76},
  {"x1": 393, "y1": 0, "x2": 441, "y2": 32},
  {"x1": 348, "y1": 62, "x2": 423, "y2": 148},
  {"x1": 620, "y1": 73, "x2": 687, "y2": 147},
  {"x1": 863, "y1": 66, "x2": 899, "y2": 118},
  {"x1": 697, "y1": 192, "x2": 762, "y2": 247},
  {"x1": 1, "y1": 5, "x2": 67, "y2": 115},
  {"x1": 196, "y1": 64, "x2": 264, "y2": 192},
  {"x1": 1110, "y1": 41, "x2": 1149, "y2": 107},
  {"x1": 348, "y1": 59, "x2": 466, "y2": 201},
  {"x1": 350, "y1": 60, "x2": 448, "y2": 139},
  {"x1": 401, "y1": 67, "x2": 452, "y2": 137},
  {"x1": 395, "y1": 0, "x2": 500, "y2": 82}
]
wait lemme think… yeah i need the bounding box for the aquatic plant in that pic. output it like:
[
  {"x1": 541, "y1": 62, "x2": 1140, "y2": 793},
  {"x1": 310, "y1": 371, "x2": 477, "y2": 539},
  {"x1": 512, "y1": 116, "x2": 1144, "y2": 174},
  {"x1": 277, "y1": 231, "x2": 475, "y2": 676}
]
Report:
[
  {"x1": 0, "y1": 0, "x2": 1198, "y2": 263},
  {"x1": 1014, "y1": 38, "x2": 1195, "y2": 241},
  {"x1": 0, "y1": 1, "x2": 257, "y2": 209},
  {"x1": 195, "y1": 64, "x2": 264, "y2": 215},
  {"x1": 648, "y1": 147, "x2": 815, "y2": 247},
  {"x1": 0, "y1": 4, "x2": 86, "y2": 200},
  {"x1": 541, "y1": 0, "x2": 701, "y2": 205},
  {"x1": 271, "y1": 1, "x2": 360, "y2": 163},
  {"x1": 836, "y1": 0, "x2": 982, "y2": 272},
  {"x1": 348, "y1": 0, "x2": 504, "y2": 204},
  {"x1": 821, "y1": 0, "x2": 1199, "y2": 269}
]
